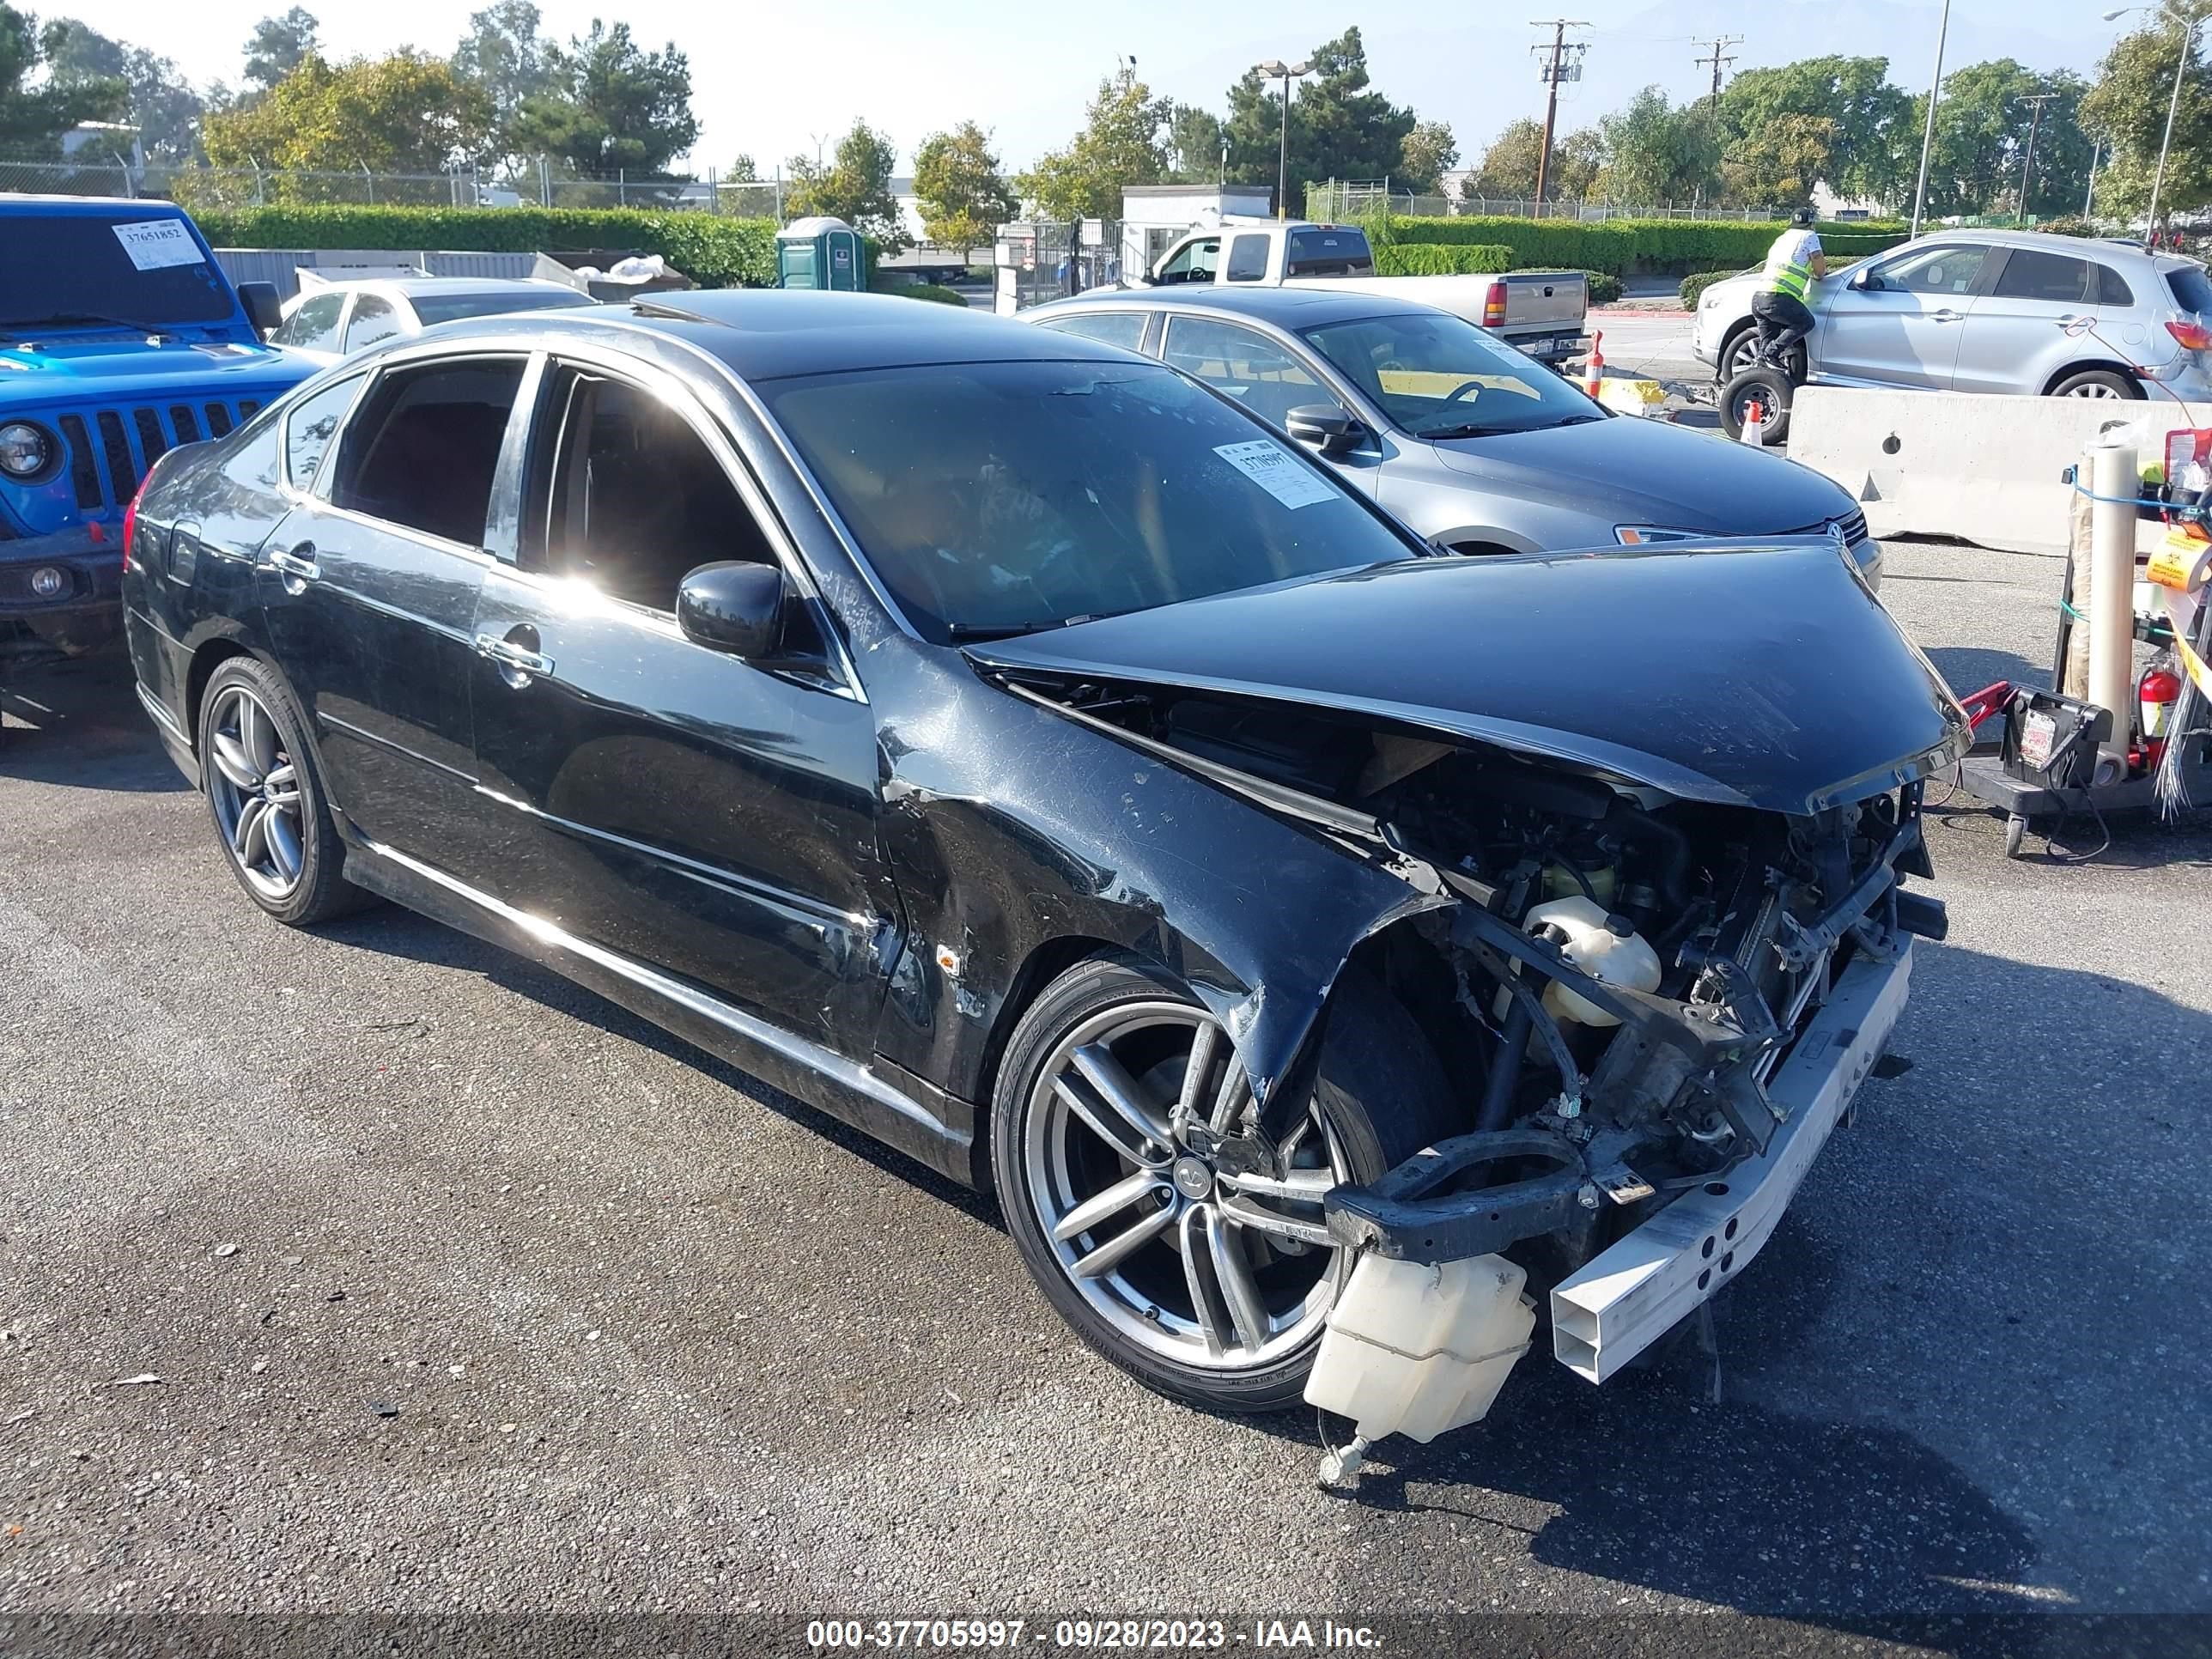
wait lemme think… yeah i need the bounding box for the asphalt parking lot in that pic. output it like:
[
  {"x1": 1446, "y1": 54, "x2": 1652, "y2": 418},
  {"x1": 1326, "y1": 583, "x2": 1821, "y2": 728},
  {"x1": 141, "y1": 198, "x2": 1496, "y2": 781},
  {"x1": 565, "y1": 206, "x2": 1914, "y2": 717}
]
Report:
[{"x1": 3, "y1": 540, "x2": 2210, "y2": 1655}]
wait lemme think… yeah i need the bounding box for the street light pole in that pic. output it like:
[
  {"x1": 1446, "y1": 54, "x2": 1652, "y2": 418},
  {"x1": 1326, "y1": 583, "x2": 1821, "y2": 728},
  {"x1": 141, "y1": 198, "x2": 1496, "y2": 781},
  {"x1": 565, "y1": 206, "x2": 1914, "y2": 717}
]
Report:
[
  {"x1": 2148, "y1": 14, "x2": 2193, "y2": 243},
  {"x1": 1253, "y1": 59, "x2": 1312, "y2": 220},
  {"x1": 1911, "y1": 0, "x2": 1954, "y2": 235}
]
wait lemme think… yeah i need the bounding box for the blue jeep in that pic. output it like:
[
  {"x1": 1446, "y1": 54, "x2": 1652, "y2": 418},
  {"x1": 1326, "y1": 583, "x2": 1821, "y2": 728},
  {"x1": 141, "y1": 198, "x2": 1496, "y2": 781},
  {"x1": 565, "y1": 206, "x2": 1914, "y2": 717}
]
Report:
[{"x1": 2, "y1": 197, "x2": 315, "y2": 672}]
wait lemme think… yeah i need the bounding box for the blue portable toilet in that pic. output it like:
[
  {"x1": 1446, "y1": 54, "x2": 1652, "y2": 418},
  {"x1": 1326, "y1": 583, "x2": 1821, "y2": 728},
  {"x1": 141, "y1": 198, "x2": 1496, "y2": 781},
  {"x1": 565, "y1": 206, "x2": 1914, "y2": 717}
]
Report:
[{"x1": 777, "y1": 216, "x2": 865, "y2": 291}]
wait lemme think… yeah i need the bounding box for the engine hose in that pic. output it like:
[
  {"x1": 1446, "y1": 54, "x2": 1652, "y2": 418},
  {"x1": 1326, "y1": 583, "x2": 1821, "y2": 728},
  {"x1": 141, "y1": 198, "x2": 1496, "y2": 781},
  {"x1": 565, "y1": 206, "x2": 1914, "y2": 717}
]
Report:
[{"x1": 1477, "y1": 994, "x2": 1536, "y2": 1132}]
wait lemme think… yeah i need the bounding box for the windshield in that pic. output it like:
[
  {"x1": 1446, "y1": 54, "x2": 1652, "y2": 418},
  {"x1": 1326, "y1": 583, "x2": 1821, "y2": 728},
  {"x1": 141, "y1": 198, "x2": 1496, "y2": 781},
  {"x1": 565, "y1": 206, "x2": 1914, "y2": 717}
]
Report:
[
  {"x1": 0, "y1": 210, "x2": 234, "y2": 332},
  {"x1": 411, "y1": 289, "x2": 595, "y2": 327},
  {"x1": 760, "y1": 359, "x2": 1419, "y2": 642},
  {"x1": 1303, "y1": 310, "x2": 1603, "y2": 438}
]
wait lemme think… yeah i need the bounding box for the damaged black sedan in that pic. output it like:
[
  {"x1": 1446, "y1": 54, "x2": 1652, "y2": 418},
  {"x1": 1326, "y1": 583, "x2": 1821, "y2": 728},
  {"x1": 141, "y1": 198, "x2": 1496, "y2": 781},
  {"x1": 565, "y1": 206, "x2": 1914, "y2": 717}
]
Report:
[{"x1": 121, "y1": 293, "x2": 1967, "y2": 1436}]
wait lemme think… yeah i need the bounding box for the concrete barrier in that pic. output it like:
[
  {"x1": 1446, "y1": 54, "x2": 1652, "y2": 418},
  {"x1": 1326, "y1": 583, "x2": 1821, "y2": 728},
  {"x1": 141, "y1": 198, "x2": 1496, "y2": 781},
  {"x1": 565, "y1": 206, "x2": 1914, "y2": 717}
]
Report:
[{"x1": 1787, "y1": 386, "x2": 2212, "y2": 555}]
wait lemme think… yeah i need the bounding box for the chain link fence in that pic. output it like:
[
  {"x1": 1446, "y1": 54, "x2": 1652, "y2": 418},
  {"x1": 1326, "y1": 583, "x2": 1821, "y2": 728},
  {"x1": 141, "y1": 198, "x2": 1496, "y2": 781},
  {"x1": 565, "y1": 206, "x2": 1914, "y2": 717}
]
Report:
[
  {"x1": 1, "y1": 156, "x2": 791, "y2": 217},
  {"x1": 1308, "y1": 180, "x2": 1802, "y2": 224}
]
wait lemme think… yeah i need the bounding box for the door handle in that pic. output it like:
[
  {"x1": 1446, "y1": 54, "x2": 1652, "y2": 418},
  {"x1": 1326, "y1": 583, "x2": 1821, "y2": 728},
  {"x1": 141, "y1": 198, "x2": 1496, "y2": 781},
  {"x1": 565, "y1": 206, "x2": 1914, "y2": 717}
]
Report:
[
  {"x1": 474, "y1": 632, "x2": 555, "y2": 678},
  {"x1": 1931, "y1": 309, "x2": 1964, "y2": 323},
  {"x1": 267, "y1": 544, "x2": 319, "y2": 581}
]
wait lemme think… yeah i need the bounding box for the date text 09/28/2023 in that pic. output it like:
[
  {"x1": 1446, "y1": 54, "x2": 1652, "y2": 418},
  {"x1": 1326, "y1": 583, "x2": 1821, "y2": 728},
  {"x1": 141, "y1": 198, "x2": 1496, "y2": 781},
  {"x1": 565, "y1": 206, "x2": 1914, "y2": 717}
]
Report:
[{"x1": 805, "y1": 1619, "x2": 1382, "y2": 1650}]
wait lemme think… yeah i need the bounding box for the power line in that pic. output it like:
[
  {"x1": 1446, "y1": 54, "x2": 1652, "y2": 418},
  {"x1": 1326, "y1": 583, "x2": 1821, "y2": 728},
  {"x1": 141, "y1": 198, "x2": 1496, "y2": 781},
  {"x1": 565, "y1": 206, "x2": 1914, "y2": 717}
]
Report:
[
  {"x1": 1693, "y1": 34, "x2": 1743, "y2": 100},
  {"x1": 1529, "y1": 20, "x2": 1590, "y2": 216}
]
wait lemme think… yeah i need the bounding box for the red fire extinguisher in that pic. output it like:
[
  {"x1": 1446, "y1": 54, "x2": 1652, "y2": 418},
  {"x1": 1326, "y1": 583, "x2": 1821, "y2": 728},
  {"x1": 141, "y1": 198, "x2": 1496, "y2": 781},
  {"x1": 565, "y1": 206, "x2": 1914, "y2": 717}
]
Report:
[{"x1": 2140, "y1": 657, "x2": 2184, "y2": 768}]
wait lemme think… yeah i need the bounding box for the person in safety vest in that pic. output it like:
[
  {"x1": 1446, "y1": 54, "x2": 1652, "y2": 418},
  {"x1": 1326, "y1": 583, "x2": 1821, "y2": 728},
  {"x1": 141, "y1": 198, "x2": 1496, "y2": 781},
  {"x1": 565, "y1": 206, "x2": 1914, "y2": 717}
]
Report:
[{"x1": 1752, "y1": 205, "x2": 1826, "y2": 373}]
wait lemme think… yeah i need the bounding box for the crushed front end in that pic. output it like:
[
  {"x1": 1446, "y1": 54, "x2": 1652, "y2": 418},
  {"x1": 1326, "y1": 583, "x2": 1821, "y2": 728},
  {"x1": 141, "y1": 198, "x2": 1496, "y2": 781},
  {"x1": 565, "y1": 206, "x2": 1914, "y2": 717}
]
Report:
[{"x1": 1321, "y1": 769, "x2": 1944, "y2": 1382}]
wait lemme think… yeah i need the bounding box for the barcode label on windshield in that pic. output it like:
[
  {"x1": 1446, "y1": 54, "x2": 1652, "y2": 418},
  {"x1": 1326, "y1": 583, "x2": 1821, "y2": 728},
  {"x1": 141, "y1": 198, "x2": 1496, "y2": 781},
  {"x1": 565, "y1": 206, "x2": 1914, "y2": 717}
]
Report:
[
  {"x1": 112, "y1": 218, "x2": 204, "y2": 271},
  {"x1": 1212, "y1": 440, "x2": 1336, "y2": 510}
]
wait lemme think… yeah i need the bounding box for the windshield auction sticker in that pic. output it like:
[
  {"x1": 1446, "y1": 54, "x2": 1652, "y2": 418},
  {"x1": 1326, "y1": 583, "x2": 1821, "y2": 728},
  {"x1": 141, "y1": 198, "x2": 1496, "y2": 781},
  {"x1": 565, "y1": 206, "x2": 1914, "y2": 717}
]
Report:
[
  {"x1": 112, "y1": 218, "x2": 205, "y2": 271},
  {"x1": 1212, "y1": 440, "x2": 1336, "y2": 510}
]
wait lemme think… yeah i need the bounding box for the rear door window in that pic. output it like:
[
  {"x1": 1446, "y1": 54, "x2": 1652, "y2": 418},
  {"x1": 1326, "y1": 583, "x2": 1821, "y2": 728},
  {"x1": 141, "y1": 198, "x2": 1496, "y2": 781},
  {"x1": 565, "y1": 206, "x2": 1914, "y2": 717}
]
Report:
[
  {"x1": 1224, "y1": 234, "x2": 1273, "y2": 283},
  {"x1": 2095, "y1": 264, "x2": 2136, "y2": 307},
  {"x1": 274, "y1": 292, "x2": 344, "y2": 352},
  {"x1": 343, "y1": 293, "x2": 405, "y2": 354},
  {"x1": 329, "y1": 358, "x2": 526, "y2": 548},
  {"x1": 283, "y1": 374, "x2": 364, "y2": 491},
  {"x1": 1034, "y1": 311, "x2": 1149, "y2": 351},
  {"x1": 1992, "y1": 249, "x2": 2091, "y2": 304}
]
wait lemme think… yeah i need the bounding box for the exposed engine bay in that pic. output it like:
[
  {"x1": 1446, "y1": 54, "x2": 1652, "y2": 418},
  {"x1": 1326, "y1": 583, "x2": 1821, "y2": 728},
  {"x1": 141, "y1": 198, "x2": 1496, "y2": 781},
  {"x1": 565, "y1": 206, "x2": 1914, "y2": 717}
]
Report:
[{"x1": 1003, "y1": 673, "x2": 1945, "y2": 1310}]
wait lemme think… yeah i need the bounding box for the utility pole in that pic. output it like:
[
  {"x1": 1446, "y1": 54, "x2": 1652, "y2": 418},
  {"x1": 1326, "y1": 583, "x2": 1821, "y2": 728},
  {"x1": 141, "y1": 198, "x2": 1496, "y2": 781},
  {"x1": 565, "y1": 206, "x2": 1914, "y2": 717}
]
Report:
[
  {"x1": 1693, "y1": 35, "x2": 1743, "y2": 100},
  {"x1": 2015, "y1": 91, "x2": 2058, "y2": 225},
  {"x1": 1910, "y1": 0, "x2": 1954, "y2": 235},
  {"x1": 1530, "y1": 20, "x2": 1589, "y2": 217}
]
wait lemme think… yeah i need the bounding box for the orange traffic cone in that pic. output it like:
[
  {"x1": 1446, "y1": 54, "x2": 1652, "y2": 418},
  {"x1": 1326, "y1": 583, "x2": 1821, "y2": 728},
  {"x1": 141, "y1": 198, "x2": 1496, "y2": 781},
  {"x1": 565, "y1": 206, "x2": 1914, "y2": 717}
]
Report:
[
  {"x1": 1739, "y1": 394, "x2": 1766, "y2": 447},
  {"x1": 1584, "y1": 331, "x2": 1605, "y2": 398}
]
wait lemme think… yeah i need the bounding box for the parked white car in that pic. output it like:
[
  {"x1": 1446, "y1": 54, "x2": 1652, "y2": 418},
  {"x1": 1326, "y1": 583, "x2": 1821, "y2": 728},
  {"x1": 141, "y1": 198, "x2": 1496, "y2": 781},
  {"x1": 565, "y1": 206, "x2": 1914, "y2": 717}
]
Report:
[
  {"x1": 267, "y1": 276, "x2": 597, "y2": 364},
  {"x1": 1692, "y1": 227, "x2": 2212, "y2": 403}
]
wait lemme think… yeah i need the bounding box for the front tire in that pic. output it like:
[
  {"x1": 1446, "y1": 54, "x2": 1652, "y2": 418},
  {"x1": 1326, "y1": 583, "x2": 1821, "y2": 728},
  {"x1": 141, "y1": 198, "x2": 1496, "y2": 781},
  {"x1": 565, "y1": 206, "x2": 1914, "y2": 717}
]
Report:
[
  {"x1": 1720, "y1": 364, "x2": 1796, "y2": 445},
  {"x1": 990, "y1": 952, "x2": 1459, "y2": 1413},
  {"x1": 197, "y1": 656, "x2": 374, "y2": 926}
]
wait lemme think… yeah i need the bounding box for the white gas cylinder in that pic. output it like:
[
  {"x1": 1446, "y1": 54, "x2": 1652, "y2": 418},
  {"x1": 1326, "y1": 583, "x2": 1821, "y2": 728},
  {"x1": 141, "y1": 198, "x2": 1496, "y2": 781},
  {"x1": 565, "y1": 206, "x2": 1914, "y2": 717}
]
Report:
[{"x1": 1304, "y1": 1253, "x2": 1535, "y2": 1443}]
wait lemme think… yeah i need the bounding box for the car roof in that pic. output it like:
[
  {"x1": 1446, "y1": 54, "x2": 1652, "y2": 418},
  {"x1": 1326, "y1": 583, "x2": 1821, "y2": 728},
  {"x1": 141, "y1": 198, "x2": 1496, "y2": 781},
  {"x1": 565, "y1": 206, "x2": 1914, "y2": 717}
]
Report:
[
  {"x1": 1030, "y1": 285, "x2": 1442, "y2": 329},
  {"x1": 1920, "y1": 226, "x2": 2146, "y2": 258},
  {"x1": 527, "y1": 289, "x2": 1139, "y2": 380},
  {"x1": 0, "y1": 194, "x2": 190, "y2": 214},
  {"x1": 304, "y1": 276, "x2": 587, "y2": 299}
]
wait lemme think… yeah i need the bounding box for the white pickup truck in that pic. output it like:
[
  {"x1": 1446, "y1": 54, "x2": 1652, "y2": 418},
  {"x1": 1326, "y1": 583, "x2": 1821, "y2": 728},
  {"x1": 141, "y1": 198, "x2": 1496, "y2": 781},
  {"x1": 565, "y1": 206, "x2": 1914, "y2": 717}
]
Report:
[{"x1": 1138, "y1": 220, "x2": 1589, "y2": 367}]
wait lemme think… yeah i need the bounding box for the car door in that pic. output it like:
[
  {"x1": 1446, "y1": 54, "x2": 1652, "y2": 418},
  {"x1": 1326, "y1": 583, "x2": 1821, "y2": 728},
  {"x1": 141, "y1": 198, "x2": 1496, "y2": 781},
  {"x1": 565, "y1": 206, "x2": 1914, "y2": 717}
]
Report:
[
  {"x1": 1815, "y1": 241, "x2": 1993, "y2": 389},
  {"x1": 270, "y1": 290, "x2": 347, "y2": 362},
  {"x1": 257, "y1": 352, "x2": 529, "y2": 866},
  {"x1": 1159, "y1": 313, "x2": 1383, "y2": 495},
  {"x1": 1949, "y1": 246, "x2": 2099, "y2": 395},
  {"x1": 465, "y1": 350, "x2": 896, "y2": 1060},
  {"x1": 1152, "y1": 235, "x2": 1220, "y2": 286}
]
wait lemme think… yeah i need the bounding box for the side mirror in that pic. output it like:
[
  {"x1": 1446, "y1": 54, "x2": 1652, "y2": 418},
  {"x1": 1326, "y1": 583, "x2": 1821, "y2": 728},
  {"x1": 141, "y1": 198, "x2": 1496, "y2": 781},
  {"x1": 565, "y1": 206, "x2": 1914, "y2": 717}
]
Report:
[
  {"x1": 237, "y1": 280, "x2": 283, "y2": 337},
  {"x1": 1285, "y1": 404, "x2": 1367, "y2": 456},
  {"x1": 1851, "y1": 270, "x2": 1884, "y2": 293},
  {"x1": 678, "y1": 561, "x2": 787, "y2": 659}
]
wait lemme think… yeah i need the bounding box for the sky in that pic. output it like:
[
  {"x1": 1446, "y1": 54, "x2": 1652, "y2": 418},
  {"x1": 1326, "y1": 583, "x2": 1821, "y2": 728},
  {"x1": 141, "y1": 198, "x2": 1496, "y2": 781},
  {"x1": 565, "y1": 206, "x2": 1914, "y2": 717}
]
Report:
[{"x1": 52, "y1": 0, "x2": 2124, "y2": 179}]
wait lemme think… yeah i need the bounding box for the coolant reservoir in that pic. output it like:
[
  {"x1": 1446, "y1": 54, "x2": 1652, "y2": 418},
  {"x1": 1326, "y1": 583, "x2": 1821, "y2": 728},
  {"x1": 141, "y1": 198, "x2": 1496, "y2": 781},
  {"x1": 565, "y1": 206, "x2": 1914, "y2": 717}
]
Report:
[
  {"x1": 1304, "y1": 1253, "x2": 1535, "y2": 1443},
  {"x1": 1491, "y1": 895, "x2": 1662, "y2": 1028}
]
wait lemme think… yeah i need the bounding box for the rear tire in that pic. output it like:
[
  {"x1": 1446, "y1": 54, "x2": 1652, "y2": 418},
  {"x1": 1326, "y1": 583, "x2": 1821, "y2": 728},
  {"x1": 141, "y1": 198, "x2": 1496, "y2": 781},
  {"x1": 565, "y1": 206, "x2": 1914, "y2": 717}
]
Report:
[
  {"x1": 196, "y1": 656, "x2": 376, "y2": 927},
  {"x1": 2048, "y1": 368, "x2": 2142, "y2": 400},
  {"x1": 1720, "y1": 364, "x2": 1796, "y2": 445},
  {"x1": 990, "y1": 952, "x2": 1460, "y2": 1414}
]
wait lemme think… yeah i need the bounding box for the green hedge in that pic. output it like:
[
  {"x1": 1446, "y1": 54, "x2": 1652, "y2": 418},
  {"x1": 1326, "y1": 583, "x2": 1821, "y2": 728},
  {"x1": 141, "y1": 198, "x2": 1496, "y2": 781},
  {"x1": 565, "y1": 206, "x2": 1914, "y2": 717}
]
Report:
[
  {"x1": 188, "y1": 204, "x2": 784, "y2": 289},
  {"x1": 1679, "y1": 268, "x2": 1745, "y2": 308},
  {"x1": 1364, "y1": 212, "x2": 1906, "y2": 277},
  {"x1": 1374, "y1": 242, "x2": 1513, "y2": 276}
]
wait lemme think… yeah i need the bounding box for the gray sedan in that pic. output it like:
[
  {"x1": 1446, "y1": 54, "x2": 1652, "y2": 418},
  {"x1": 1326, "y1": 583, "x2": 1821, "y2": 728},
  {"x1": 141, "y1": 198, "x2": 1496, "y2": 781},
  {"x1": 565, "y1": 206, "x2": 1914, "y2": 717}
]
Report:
[{"x1": 1025, "y1": 286, "x2": 1880, "y2": 581}]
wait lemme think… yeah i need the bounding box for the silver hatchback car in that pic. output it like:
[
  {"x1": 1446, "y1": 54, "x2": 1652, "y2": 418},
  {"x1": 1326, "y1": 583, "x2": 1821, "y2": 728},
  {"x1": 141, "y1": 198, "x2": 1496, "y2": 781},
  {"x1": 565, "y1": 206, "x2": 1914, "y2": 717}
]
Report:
[{"x1": 1693, "y1": 228, "x2": 2212, "y2": 401}]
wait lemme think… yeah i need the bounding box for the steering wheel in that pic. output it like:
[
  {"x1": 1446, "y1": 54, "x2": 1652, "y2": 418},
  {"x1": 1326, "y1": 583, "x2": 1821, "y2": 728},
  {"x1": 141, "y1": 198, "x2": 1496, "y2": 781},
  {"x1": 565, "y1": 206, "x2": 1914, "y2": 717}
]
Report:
[{"x1": 1443, "y1": 380, "x2": 1486, "y2": 404}]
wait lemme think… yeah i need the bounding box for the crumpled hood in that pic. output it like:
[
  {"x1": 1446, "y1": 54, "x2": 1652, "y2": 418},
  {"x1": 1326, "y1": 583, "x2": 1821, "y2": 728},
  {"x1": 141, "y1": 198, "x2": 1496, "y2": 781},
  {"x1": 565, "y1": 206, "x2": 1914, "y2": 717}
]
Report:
[
  {"x1": 1431, "y1": 414, "x2": 1855, "y2": 536},
  {"x1": 0, "y1": 337, "x2": 309, "y2": 404},
  {"x1": 969, "y1": 542, "x2": 1970, "y2": 815}
]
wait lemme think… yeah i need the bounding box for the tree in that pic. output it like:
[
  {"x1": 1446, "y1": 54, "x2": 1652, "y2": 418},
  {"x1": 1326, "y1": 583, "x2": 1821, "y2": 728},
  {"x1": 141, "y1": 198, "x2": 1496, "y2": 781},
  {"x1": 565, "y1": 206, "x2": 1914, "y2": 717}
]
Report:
[
  {"x1": 1721, "y1": 112, "x2": 1836, "y2": 208},
  {"x1": 1164, "y1": 101, "x2": 1223, "y2": 183},
  {"x1": 726, "y1": 153, "x2": 757, "y2": 181},
  {"x1": 1716, "y1": 56, "x2": 1911, "y2": 208},
  {"x1": 1398, "y1": 118, "x2": 1458, "y2": 194},
  {"x1": 1910, "y1": 60, "x2": 2094, "y2": 219},
  {"x1": 1, "y1": 3, "x2": 125, "y2": 155},
  {"x1": 1465, "y1": 118, "x2": 1602, "y2": 203},
  {"x1": 2081, "y1": 21, "x2": 2212, "y2": 223},
  {"x1": 202, "y1": 51, "x2": 492, "y2": 180},
  {"x1": 1018, "y1": 64, "x2": 1169, "y2": 222},
  {"x1": 507, "y1": 20, "x2": 697, "y2": 178},
  {"x1": 913, "y1": 122, "x2": 1012, "y2": 258},
  {"x1": 785, "y1": 118, "x2": 904, "y2": 246},
  {"x1": 39, "y1": 18, "x2": 202, "y2": 161},
  {"x1": 1223, "y1": 27, "x2": 1414, "y2": 207},
  {"x1": 1597, "y1": 87, "x2": 1720, "y2": 207},
  {"x1": 451, "y1": 0, "x2": 556, "y2": 166},
  {"x1": 241, "y1": 7, "x2": 317, "y2": 91}
]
